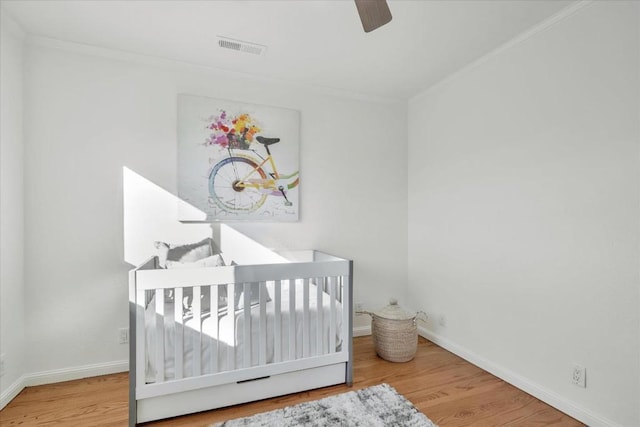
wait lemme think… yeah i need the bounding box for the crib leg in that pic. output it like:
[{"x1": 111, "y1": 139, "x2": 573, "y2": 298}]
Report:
[
  {"x1": 129, "y1": 394, "x2": 137, "y2": 427},
  {"x1": 128, "y1": 299, "x2": 137, "y2": 426},
  {"x1": 346, "y1": 260, "x2": 354, "y2": 387}
]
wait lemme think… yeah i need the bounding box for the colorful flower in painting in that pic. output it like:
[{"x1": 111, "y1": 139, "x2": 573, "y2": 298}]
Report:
[{"x1": 205, "y1": 110, "x2": 261, "y2": 150}]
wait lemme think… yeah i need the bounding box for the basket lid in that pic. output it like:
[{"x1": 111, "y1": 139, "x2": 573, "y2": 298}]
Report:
[{"x1": 373, "y1": 298, "x2": 415, "y2": 321}]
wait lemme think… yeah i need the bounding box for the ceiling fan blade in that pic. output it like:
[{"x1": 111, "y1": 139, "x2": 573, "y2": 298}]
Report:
[{"x1": 355, "y1": 0, "x2": 392, "y2": 33}]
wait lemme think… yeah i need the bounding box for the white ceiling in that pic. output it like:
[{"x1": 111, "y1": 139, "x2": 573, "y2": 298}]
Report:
[{"x1": 1, "y1": 0, "x2": 573, "y2": 100}]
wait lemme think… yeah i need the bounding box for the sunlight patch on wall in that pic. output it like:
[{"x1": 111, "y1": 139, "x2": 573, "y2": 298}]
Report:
[
  {"x1": 123, "y1": 167, "x2": 212, "y2": 266},
  {"x1": 220, "y1": 224, "x2": 288, "y2": 265}
]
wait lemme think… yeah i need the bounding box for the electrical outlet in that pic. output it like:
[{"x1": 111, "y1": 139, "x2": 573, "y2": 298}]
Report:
[
  {"x1": 571, "y1": 365, "x2": 586, "y2": 388},
  {"x1": 355, "y1": 302, "x2": 364, "y2": 314},
  {"x1": 438, "y1": 315, "x2": 447, "y2": 327},
  {"x1": 119, "y1": 328, "x2": 129, "y2": 345},
  {"x1": 0, "y1": 353, "x2": 5, "y2": 377}
]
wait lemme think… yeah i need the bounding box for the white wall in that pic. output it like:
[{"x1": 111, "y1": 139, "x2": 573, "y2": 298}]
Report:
[
  {"x1": 0, "y1": 12, "x2": 26, "y2": 406},
  {"x1": 22, "y1": 40, "x2": 407, "y2": 375},
  {"x1": 408, "y1": 2, "x2": 639, "y2": 426}
]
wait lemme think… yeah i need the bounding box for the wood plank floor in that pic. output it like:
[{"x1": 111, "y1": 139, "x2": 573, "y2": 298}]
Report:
[{"x1": 0, "y1": 336, "x2": 584, "y2": 426}]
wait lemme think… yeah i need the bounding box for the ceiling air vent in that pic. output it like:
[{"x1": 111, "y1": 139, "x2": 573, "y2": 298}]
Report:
[{"x1": 217, "y1": 36, "x2": 267, "y2": 56}]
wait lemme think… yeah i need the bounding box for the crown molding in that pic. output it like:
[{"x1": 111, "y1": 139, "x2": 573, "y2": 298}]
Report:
[
  {"x1": 410, "y1": 0, "x2": 595, "y2": 104},
  {"x1": 0, "y1": 7, "x2": 26, "y2": 40},
  {"x1": 25, "y1": 35, "x2": 403, "y2": 106}
]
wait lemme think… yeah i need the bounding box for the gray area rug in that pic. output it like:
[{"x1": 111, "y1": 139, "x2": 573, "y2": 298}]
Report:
[{"x1": 212, "y1": 383, "x2": 436, "y2": 426}]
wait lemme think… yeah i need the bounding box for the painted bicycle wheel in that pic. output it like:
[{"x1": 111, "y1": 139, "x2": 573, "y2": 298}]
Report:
[{"x1": 209, "y1": 156, "x2": 268, "y2": 213}]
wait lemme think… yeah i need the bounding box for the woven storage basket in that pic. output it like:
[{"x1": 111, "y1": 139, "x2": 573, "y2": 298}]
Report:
[{"x1": 369, "y1": 299, "x2": 418, "y2": 363}]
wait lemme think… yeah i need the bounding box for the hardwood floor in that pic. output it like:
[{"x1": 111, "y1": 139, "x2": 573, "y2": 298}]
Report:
[{"x1": 0, "y1": 336, "x2": 584, "y2": 426}]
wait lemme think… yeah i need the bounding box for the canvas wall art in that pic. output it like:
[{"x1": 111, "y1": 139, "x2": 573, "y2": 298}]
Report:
[{"x1": 177, "y1": 95, "x2": 300, "y2": 221}]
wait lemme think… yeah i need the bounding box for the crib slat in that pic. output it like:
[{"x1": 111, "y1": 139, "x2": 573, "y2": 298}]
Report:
[
  {"x1": 192, "y1": 286, "x2": 202, "y2": 376},
  {"x1": 210, "y1": 285, "x2": 219, "y2": 374},
  {"x1": 227, "y1": 284, "x2": 236, "y2": 371},
  {"x1": 243, "y1": 283, "x2": 251, "y2": 369},
  {"x1": 274, "y1": 280, "x2": 282, "y2": 363},
  {"x1": 340, "y1": 275, "x2": 349, "y2": 362},
  {"x1": 303, "y1": 279, "x2": 310, "y2": 358},
  {"x1": 136, "y1": 289, "x2": 146, "y2": 391},
  {"x1": 174, "y1": 287, "x2": 183, "y2": 380},
  {"x1": 329, "y1": 277, "x2": 336, "y2": 353},
  {"x1": 288, "y1": 279, "x2": 296, "y2": 361},
  {"x1": 316, "y1": 277, "x2": 323, "y2": 356},
  {"x1": 155, "y1": 289, "x2": 165, "y2": 383},
  {"x1": 259, "y1": 281, "x2": 267, "y2": 365}
]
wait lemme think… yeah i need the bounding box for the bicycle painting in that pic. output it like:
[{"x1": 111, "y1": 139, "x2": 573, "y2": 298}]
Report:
[{"x1": 177, "y1": 95, "x2": 300, "y2": 221}]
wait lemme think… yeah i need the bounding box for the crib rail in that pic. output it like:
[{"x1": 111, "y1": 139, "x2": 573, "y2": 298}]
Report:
[{"x1": 130, "y1": 252, "x2": 352, "y2": 404}]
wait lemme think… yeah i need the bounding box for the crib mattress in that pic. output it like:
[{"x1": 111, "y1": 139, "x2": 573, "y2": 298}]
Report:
[{"x1": 145, "y1": 280, "x2": 342, "y2": 382}]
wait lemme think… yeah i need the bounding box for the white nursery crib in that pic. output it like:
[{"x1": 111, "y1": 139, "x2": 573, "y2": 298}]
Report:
[{"x1": 128, "y1": 226, "x2": 353, "y2": 425}]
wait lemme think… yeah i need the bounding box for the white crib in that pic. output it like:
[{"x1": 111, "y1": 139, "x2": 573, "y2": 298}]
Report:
[{"x1": 128, "y1": 227, "x2": 353, "y2": 425}]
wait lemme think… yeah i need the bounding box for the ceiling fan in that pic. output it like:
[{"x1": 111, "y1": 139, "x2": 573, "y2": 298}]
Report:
[{"x1": 355, "y1": 0, "x2": 392, "y2": 33}]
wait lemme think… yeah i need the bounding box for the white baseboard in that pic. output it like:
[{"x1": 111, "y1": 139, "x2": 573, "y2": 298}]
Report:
[
  {"x1": 0, "y1": 360, "x2": 128, "y2": 410},
  {"x1": 0, "y1": 375, "x2": 27, "y2": 410},
  {"x1": 24, "y1": 360, "x2": 129, "y2": 387},
  {"x1": 417, "y1": 327, "x2": 623, "y2": 427},
  {"x1": 353, "y1": 325, "x2": 371, "y2": 337}
]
